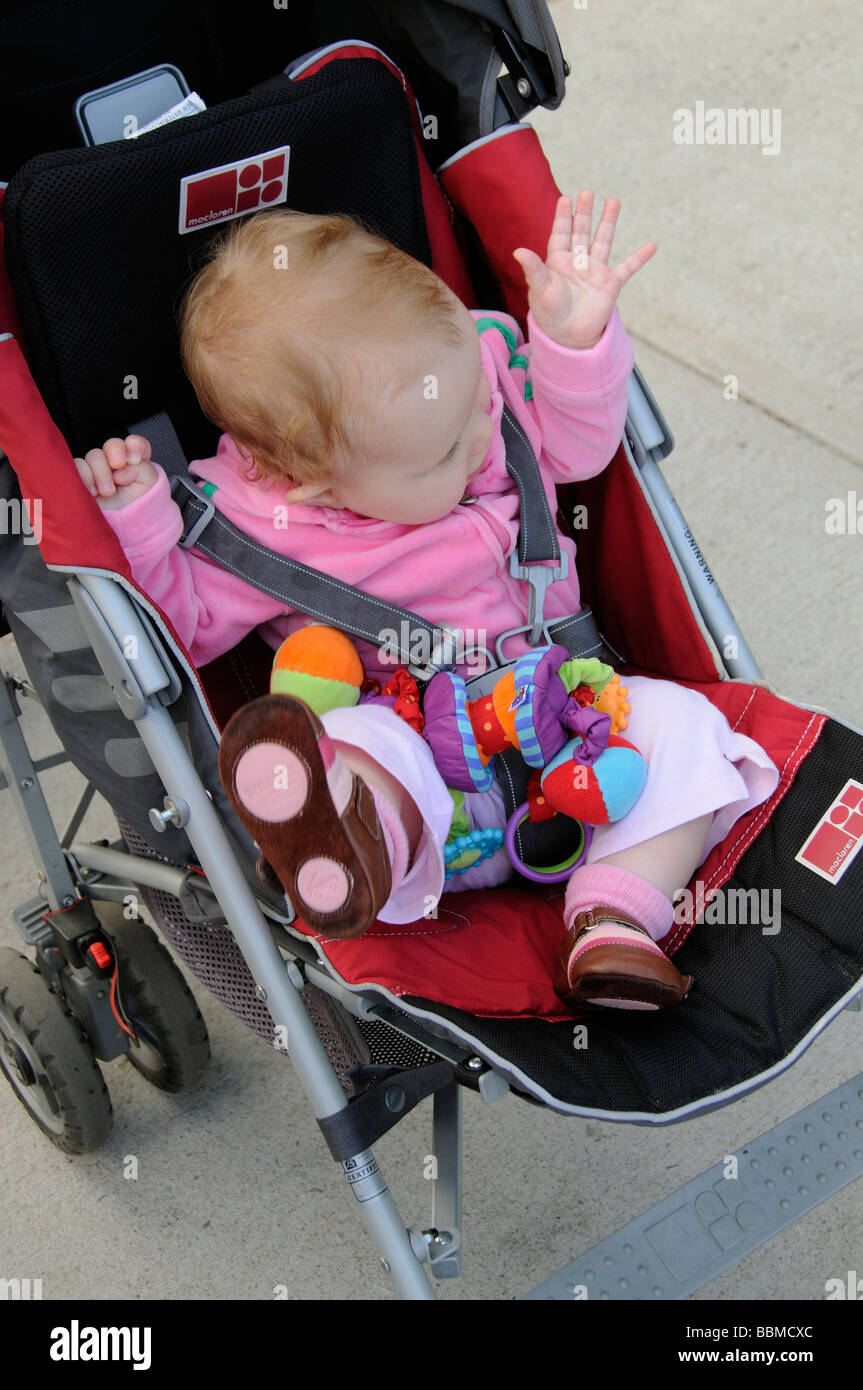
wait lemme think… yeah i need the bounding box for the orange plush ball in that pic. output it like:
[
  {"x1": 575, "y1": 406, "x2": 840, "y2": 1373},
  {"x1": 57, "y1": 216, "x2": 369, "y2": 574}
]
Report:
[{"x1": 270, "y1": 625, "x2": 364, "y2": 715}]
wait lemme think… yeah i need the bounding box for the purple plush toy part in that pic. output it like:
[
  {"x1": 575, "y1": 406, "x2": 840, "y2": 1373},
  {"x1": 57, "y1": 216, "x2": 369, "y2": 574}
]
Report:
[
  {"x1": 513, "y1": 644, "x2": 575, "y2": 767},
  {"x1": 421, "y1": 671, "x2": 495, "y2": 792},
  {"x1": 422, "y1": 645, "x2": 611, "y2": 791},
  {"x1": 560, "y1": 705, "x2": 613, "y2": 764}
]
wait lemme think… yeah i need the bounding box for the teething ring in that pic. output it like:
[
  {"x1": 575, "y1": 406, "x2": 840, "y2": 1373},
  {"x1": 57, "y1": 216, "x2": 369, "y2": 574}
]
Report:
[{"x1": 503, "y1": 803, "x2": 593, "y2": 884}]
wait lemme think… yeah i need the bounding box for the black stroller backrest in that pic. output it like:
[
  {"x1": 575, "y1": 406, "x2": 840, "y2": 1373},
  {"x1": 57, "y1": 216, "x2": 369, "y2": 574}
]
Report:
[{"x1": 2, "y1": 58, "x2": 433, "y2": 462}]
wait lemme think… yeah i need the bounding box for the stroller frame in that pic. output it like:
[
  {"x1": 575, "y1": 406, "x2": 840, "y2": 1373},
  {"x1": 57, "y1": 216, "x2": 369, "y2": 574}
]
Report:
[{"x1": 2, "y1": 4, "x2": 863, "y2": 1302}]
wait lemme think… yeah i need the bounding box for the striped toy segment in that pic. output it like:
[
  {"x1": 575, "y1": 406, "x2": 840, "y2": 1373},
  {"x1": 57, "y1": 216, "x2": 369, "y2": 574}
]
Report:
[
  {"x1": 542, "y1": 738, "x2": 579, "y2": 776},
  {"x1": 541, "y1": 737, "x2": 647, "y2": 824},
  {"x1": 512, "y1": 649, "x2": 547, "y2": 767},
  {"x1": 453, "y1": 675, "x2": 495, "y2": 791},
  {"x1": 591, "y1": 744, "x2": 647, "y2": 821}
]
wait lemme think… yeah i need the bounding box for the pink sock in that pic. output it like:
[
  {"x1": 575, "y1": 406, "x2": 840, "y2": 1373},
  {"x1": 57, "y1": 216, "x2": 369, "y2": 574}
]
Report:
[
  {"x1": 369, "y1": 786, "x2": 410, "y2": 893},
  {"x1": 564, "y1": 864, "x2": 675, "y2": 943}
]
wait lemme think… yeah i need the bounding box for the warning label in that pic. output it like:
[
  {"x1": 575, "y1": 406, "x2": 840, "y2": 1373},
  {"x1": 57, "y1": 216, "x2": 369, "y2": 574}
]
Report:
[
  {"x1": 795, "y1": 779, "x2": 863, "y2": 884},
  {"x1": 342, "y1": 1154, "x2": 388, "y2": 1203}
]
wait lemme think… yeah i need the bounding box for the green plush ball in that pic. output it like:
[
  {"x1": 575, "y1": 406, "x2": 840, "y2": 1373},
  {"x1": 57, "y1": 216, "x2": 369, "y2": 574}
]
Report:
[
  {"x1": 270, "y1": 668, "x2": 360, "y2": 716},
  {"x1": 270, "y1": 625, "x2": 365, "y2": 716}
]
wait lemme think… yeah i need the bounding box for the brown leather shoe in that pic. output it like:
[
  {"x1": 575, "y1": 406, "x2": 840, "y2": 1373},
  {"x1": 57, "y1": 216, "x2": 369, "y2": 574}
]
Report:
[
  {"x1": 554, "y1": 904, "x2": 694, "y2": 1012},
  {"x1": 255, "y1": 852, "x2": 286, "y2": 896},
  {"x1": 218, "y1": 694, "x2": 391, "y2": 939}
]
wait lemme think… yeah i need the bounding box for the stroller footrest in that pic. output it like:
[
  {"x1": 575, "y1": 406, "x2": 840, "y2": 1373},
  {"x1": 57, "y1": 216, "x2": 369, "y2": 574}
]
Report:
[
  {"x1": 11, "y1": 892, "x2": 53, "y2": 947},
  {"x1": 523, "y1": 1069, "x2": 863, "y2": 1300}
]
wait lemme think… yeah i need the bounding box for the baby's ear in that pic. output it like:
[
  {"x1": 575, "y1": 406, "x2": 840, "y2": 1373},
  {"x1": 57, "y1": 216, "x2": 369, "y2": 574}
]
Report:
[{"x1": 283, "y1": 479, "x2": 340, "y2": 507}]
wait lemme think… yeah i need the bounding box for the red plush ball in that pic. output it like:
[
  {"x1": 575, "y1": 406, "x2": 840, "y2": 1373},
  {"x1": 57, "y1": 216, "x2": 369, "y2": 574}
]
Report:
[{"x1": 540, "y1": 733, "x2": 646, "y2": 825}]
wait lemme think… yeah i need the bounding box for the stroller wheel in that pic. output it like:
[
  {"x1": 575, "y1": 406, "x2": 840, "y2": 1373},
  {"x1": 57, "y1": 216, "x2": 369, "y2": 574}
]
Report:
[
  {"x1": 0, "y1": 946, "x2": 113, "y2": 1154},
  {"x1": 96, "y1": 905, "x2": 211, "y2": 1094}
]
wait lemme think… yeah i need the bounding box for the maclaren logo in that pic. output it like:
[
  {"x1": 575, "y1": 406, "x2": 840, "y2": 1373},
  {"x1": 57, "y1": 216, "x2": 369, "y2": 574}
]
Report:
[
  {"x1": 795, "y1": 779, "x2": 863, "y2": 884},
  {"x1": 179, "y1": 146, "x2": 291, "y2": 234}
]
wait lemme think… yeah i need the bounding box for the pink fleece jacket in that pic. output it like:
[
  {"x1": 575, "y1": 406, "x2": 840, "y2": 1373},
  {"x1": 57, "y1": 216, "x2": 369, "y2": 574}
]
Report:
[{"x1": 103, "y1": 307, "x2": 634, "y2": 680}]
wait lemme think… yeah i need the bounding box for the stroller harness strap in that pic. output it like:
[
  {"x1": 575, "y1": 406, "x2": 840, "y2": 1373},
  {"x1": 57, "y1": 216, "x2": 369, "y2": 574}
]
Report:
[{"x1": 129, "y1": 406, "x2": 601, "y2": 677}]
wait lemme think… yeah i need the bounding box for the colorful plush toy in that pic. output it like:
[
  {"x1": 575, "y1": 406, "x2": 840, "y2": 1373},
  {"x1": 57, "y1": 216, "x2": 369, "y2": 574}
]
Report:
[
  {"x1": 269, "y1": 629, "x2": 647, "y2": 883},
  {"x1": 420, "y1": 643, "x2": 647, "y2": 880},
  {"x1": 270, "y1": 625, "x2": 365, "y2": 715}
]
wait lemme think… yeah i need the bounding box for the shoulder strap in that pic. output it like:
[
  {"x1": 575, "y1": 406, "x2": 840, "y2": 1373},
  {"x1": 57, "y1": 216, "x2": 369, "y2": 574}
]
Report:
[
  {"x1": 130, "y1": 412, "x2": 449, "y2": 676},
  {"x1": 128, "y1": 407, "x2": 583, "y2": 674},
  {"x1": 499, "y1": 407, "x2": 559, "y2": 564}
]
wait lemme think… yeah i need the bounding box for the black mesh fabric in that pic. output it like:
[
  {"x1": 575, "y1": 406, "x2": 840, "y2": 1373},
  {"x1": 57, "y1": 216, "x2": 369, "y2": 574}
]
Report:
[
  {"x1": 2, "y1": 58, "x2": 431, "y2": 460},
  {"x1": 404, "y1": 716, "x2": 863, "y2": 1114}
]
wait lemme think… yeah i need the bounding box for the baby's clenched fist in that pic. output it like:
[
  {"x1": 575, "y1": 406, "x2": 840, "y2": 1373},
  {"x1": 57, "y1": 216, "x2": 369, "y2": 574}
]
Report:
[{"x1": 74, "y1": 435, "x2": 157, "y2": 510}]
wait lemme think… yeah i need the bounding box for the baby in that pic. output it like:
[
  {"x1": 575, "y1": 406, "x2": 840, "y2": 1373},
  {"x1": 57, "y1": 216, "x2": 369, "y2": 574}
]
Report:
[{"x1": 75, "y1": 196, "x2": 779, "y2": 1012}]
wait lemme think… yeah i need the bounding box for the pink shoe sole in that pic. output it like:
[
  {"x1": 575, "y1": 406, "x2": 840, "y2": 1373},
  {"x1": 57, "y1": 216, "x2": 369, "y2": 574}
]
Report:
[{"x1": 218, "y1": 694, "x2": 391, "y2": 938}]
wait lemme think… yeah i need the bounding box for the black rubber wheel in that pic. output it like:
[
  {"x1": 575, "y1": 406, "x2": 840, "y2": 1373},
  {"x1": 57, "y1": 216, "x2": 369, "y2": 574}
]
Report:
[
  {"x1": 97, "y1": 905, "x2": 211, "y2": 1093},
  {"x1": 0, "y1": 946, "x2": 113, "y2": 1153}
]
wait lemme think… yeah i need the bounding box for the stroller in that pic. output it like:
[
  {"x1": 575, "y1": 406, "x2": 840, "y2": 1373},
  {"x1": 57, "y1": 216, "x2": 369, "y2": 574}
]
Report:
[{"x1": 1, "y1": 0, "x2": 862, "y2": 1302}]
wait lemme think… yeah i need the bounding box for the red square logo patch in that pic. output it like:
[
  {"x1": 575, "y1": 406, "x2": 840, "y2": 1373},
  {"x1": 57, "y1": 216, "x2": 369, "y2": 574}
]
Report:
[
  {"x1": 179, "y1": 147, "x2": 290, "y2": 234},
  {"x1": 795, "y1": 779, "x2": 863, "y2": 883}
]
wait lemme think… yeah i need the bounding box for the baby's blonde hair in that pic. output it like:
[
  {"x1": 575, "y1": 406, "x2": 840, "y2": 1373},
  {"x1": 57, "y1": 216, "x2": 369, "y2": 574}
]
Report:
[{"x1": 179, "y1": 208, "x2": 464, "y2": 488}]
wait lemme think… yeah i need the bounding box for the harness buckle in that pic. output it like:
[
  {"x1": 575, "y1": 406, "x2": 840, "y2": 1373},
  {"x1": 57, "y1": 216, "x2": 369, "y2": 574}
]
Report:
[
  {"x1": 495, "y1": 550, "x2": 570, "y2": 663},
  {"x1": 170, "y1": 475, "x2": 217, "y2": 550},
  {"x1": 406, "y1": 621, "x2": 464, "y2": 682}
]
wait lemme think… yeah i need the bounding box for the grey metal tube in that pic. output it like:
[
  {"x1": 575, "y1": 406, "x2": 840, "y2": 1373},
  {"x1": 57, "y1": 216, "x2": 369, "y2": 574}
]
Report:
[
  {"x1": 68, "y1": 840, "x2": 190, "y2": 897},
  {"x1": 131, "y1": 695, "x2": 435, "y2": 1298},
  {"x1": 70, "y1": 573, "x2": 435, "y2": 1298},
  {"x1": 626, "y1": 373, "x2": 666, "y2": 452},
  {"x1": 430, "y1": 1082, "x2": 462, "y2": 1278}
]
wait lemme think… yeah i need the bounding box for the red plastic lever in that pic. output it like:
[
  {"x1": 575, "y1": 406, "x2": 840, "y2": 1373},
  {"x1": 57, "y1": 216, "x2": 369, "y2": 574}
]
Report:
[{"x1": 88, "y1": 940, "x2": 112, "y2": 969}]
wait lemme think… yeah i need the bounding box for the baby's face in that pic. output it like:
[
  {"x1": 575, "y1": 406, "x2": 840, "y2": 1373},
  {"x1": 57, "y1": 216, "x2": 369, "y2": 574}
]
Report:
[{"x1": 295, "y1": 296, "x2": 495, "y2": 524}]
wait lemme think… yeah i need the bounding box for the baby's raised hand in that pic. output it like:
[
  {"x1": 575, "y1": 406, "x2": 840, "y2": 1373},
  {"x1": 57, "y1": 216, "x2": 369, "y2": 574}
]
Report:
[
  {"x1": 74, "y1": 435, "x2": 158, "y2": 510},
  {"x1": 512, "y1": 191, "x2": 656, "y2": 350}
]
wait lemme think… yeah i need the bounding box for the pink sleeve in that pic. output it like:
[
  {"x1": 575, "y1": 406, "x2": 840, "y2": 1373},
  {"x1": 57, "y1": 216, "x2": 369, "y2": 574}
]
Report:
[
  {"x1": 526, "y1": 306, "x2": 634, "y2": 484},
  {"x1": 101, "y1": 464, "x2": 288, "y2": 667}
]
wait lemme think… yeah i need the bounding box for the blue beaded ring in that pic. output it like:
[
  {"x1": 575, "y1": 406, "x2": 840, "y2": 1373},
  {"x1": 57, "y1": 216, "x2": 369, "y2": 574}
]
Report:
[{"x1": 443, "y1": 825, "x2": 505, "y2": 878}]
